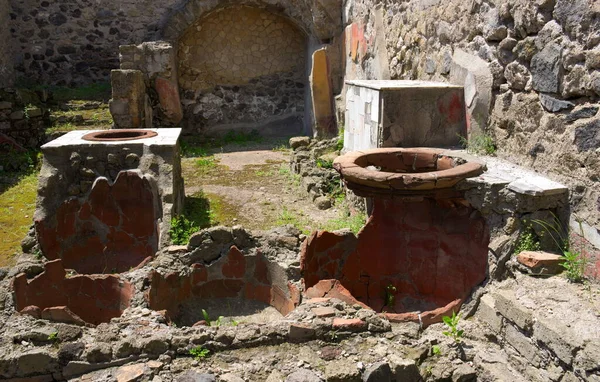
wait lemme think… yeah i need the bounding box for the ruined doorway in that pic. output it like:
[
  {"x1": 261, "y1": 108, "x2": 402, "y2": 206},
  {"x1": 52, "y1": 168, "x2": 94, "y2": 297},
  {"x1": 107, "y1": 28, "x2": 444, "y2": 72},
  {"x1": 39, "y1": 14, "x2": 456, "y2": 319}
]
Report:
[{"x1": 177, "y1": 5, "x2": 308, "y2": 136}]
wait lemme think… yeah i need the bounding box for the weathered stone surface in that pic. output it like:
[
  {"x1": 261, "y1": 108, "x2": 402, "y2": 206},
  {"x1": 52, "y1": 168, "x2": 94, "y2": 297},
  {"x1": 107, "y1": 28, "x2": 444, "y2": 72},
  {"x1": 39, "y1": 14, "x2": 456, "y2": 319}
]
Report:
[
  {"x1": 574, "y1": 341, "x2": 600, "y2": 375},
  {"x1": 155, "y1": 77, "x2": 183, "y2": 125},
  {"x1": 566, "y1": 105, "x2": 599, "y2": 123},
  {"x1": 114, "y1": 363, "x2": 146, "y2": 382},
  {"x1": 109, "y1": 69, "x2": 149, "y2": 129},
  {"x1": 492, "y1": 289, "x2": 533, "y2": 330},
  {"x1": 531, "y1": 43, "x2": 563, "y2": 93},
  {"x1": 315, "y1": 196, "x2": 332, "y2": 210},
  {"x1": 289, "y1": 323, "x2": 316, "y2": 342},
  {"x1": 35, "y1": 170, "x2": 158, "y2": 274},
  {"x1": 285, "y1": 369, "x2": 322, "y2": 382},
  {"x1": 451, "y1": 364, "x2": 476, "y2": 382},
  {"x1": 516, "y1": 251, "x2": 563, "y2": 275},
  {"x1": 220, "y1": 374, "x2": 245, "y2": 382},
  {"x1": 332, "y1": 318, "x2": 367, "y2": 332},
  {"x1": 504, "y1": 324, "x2": 542, "y2": 366},
  {"x1": 312, "y1": 307, "x2": 336, "y2": 318},
  {"x1": 476, "y1": 294, "x2": 503, "y2": 333},
  {"x1": 176, "y1": 371, "x2": 216, "y2": 382},
  {"x1": 289, "y1": 137, "x2": 311, "y2": 149},
  {"x1": 388, "y1": 355, "x2": 420, "y2": 382},
  {"x1": 363, "y1": 362, "x2": 391, "y2": 382},
  {"x1": 450, "y1": 49, "x2": 493, "y2": 135},
  {"x1": 538, "y1": 93, "x2": 574, "y2": 112},
  {"x1": 325, "y1": 359, "x2": 361, "y2": 382},
  {"x1": 13, "y1": 260, "x2": 133, "y2": 325},
  {"x1": 504, "y1": 62, "x2": 531, "y2": 91},
  {"x1": 507, "y1": 176, "x2": 568, "y2": 197}
]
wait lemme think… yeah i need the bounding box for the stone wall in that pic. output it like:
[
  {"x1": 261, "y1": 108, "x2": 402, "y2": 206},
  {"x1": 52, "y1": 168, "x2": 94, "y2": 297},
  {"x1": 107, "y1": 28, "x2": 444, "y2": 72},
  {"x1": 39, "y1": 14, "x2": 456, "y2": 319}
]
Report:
[
  {"x1": 342, "y1": 0, "x2": 600, "y2": 253},
  {"x1": 6, "y1": 0, "x2": 341, "y2": 86},
  {"x1": 7, "y1": 0, "x2": 181, "y2": 85},
  {"x1": 178, "y1": 6, "x2": 307, "y2": 134},
  {"x1": 0, "y1": 0, "x2": 14, "y2": 86}
]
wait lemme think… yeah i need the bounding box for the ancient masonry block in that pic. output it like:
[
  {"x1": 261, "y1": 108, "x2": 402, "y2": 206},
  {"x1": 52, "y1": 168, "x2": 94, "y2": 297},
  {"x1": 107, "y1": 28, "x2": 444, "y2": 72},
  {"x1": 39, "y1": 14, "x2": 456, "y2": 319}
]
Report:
[
  {"x1": 109, "y1": 69, "x2": 152, "y2": 129},
  {"x1": 13, "y1": 259, "x2": 133, "y2": 325},
  {"x1": 344, "y1": 80, "x2": 467, "y2": 151},
  {"x1": 35, "y1": 129, "x2": 184, "y2": 268}
]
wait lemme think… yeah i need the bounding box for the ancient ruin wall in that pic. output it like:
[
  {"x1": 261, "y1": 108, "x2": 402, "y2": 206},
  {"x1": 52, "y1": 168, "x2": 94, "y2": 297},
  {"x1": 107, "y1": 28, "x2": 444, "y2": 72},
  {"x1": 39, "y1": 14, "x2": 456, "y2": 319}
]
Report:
[
  {"x1": 6, "y1": 0, "x2": 338, "y2": 86},
  {"x1": 343, "y1": 0, "x2": 600, "y2": 250},
  {"x1": 0, "y1": 0, "x2": 14, "y2": 86},
  {"x1": 178, "y1": 6, "x2": 307, "y2": 133}
]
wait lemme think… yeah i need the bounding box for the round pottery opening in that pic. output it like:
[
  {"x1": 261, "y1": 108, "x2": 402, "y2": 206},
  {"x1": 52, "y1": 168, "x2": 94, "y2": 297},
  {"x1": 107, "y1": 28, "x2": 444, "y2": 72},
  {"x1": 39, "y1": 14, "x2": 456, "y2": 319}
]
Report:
[{"x1": 82, "y1": 129, "x2": 158, "y2": 141}]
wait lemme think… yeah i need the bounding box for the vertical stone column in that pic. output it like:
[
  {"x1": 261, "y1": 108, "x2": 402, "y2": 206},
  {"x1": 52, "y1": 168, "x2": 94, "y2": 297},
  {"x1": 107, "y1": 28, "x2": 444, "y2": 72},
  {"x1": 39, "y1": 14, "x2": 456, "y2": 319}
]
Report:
[
  {"x1": 310, "y1": 48, "x2": 336, "y2": 138},
  {"x1": 109, "y1": 69, "x2": 151, "y2": 129},
  {"x1": 119, "y1": 41, "x2": 183, "y2": 127}
]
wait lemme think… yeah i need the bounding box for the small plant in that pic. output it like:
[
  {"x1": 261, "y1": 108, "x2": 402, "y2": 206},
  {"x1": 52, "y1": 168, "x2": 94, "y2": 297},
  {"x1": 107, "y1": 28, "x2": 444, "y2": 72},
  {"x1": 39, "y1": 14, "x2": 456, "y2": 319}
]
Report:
[
  {"x1": 201, "y1": 309, "x2": 223, "y2": 327},
  {"x1": 432, "y1": 345, "x2": 441, "y2": 356},
  {"x1": 47, "y1": 332, "x2": 59, "y2": 342},
  {"x1": 336, "y1": 125, "x2": 345, "y2": 152},
  {"x1": 272, "y1": 143, "x2": 289, "y2": 152},
  {"x1": 196, "y1": 155, "x2": 218, "y2": 171},
  {"x1": 384, "y1": 284, "x2": 397, "y2": 310},
  {"x1": 560, "y1": 250, "x2": 587, "y2": 283},
  {"x1": 513, "y1": 225, "x2": 541, "y2": 255},
  {"x1": 316, "y1": 158, "x2": 334, "y2": 169},
  {"x1": 169, "y1": 215, "x2": 198, "y2": 245},
  {"x1": 23, "y1": 104, "x2": 36, "y2": 120},
  {"x1": 531, "y1": 214, "x2": 588, "y2": 283},
  {"x1": 189, "y1": 346, "x2": 210, "y2": 360},
  {"x1": 32, "y1": 247, "x2": 43, "y2": 260},
  {"x1": 328, "y1": 329, "x2": 340, "y2": 342},
  {"x1": 458, "y1": 132, "x2": 496, "y2": 155},
  {"x1": 442, "y1": 311, "x2": 464, "y2": 344}
]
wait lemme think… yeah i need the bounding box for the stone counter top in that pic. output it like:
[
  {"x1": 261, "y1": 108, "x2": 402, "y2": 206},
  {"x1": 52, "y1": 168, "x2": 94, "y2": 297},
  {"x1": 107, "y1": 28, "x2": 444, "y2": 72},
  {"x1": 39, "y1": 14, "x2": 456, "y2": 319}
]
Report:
[{"x1": 41, "y1": 128, "x2": 182, "y2": 149}]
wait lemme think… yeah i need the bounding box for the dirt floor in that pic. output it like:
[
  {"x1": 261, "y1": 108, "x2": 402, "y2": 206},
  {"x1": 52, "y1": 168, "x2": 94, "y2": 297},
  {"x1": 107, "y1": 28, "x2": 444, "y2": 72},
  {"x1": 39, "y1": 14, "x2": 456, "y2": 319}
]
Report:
[{"x1": 181, "y1": 138, "x2": 341, "y2": 234}]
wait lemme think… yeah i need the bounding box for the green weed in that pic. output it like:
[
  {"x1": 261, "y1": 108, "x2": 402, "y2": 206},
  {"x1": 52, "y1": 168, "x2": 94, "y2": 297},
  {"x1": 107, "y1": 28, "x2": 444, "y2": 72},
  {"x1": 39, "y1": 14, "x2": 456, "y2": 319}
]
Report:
[
  {"x1": 322, "y1": 206, "x2": 366, "y2": 235},
  {"x1": 189, "y1": 346, "x2": 210, "y2": 360},
  {"x1": 23, "y1": 104, "x2": 36, "y2": 120},
  {"x1": 531, "y1": 214, "x2": 588, "y2": 283},
  {"x1": 47, "y1": 332, "x2": 59, "y2": 343},
  {"x1": 196, "y1": 156, "x2": 218, "y2": 171},
  {"x1": 222, "y1": 129, "x2": 262, "y2": 145},
  {"x1": 272, "y1": 143, "x2": 289, "y2": 152},
  {"x1": 561, "y1": 250, "x2": 587, "y2": 283},
  {"x1": 0, "y1": 148, "x2": 40, "y2": 174},
  {"x1": 432, "y1": 345, "x2": 441, "y2": 356},
  {"x1": 513, "y1": 225, "x2": 541, "y2": 255},
  {"x1": 458, "y1": 132, "x2": 496, "y2": 155},
  {"x1": 316, "y1": 158, "x2": 334, "y2": 169},
  {"x1": 384, "y1": 284, "x2": 397, "y2": 310},
  {"x1": 442, "y1": 311, "x2": 464, "y2": 344},
  {"x1": 169, "y1": 215, "x2": 198, "y2": 245},
  {"x1": 201, "y1": 309, "x2": 224, "y2": 327},
  {"x1": 0, "y1": 172, "x2": 38, "y2": 266},
  {"x1": 51, "y1": 82, "x2": 111, "y2": 102}
]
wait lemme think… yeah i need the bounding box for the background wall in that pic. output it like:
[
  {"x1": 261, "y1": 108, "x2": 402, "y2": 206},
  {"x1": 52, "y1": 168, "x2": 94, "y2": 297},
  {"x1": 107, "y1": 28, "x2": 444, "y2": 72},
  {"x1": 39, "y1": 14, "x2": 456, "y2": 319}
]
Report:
[
  {"x1": 0, "y1": 0, "x2": 14, "y2": 86},
  {"x1": 342, "y1": 0, "x2": 600, "y2": 248},
  {"x1": 178, "y1": 6, "x2": 307, "y2": 133},
  {"x1": 7, "y1": 0, "x2": 339, "y2": 86}
]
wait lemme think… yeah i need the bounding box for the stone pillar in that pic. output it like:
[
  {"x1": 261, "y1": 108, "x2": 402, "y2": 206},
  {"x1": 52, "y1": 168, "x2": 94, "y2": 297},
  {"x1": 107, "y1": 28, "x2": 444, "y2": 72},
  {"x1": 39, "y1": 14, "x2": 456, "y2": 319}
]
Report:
[
  {"x1": 119, "y1": 41, "x2": 183, "y2": 126},
  {"x1": 310, "y1": 48, "x2": 336, "y2": 138},
  {"x1": 450, "y1": 49, "x2": 493, "y2": 136},
  {"x1": 109, "y1": 69, "x2": 151, "y2": 129}
]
